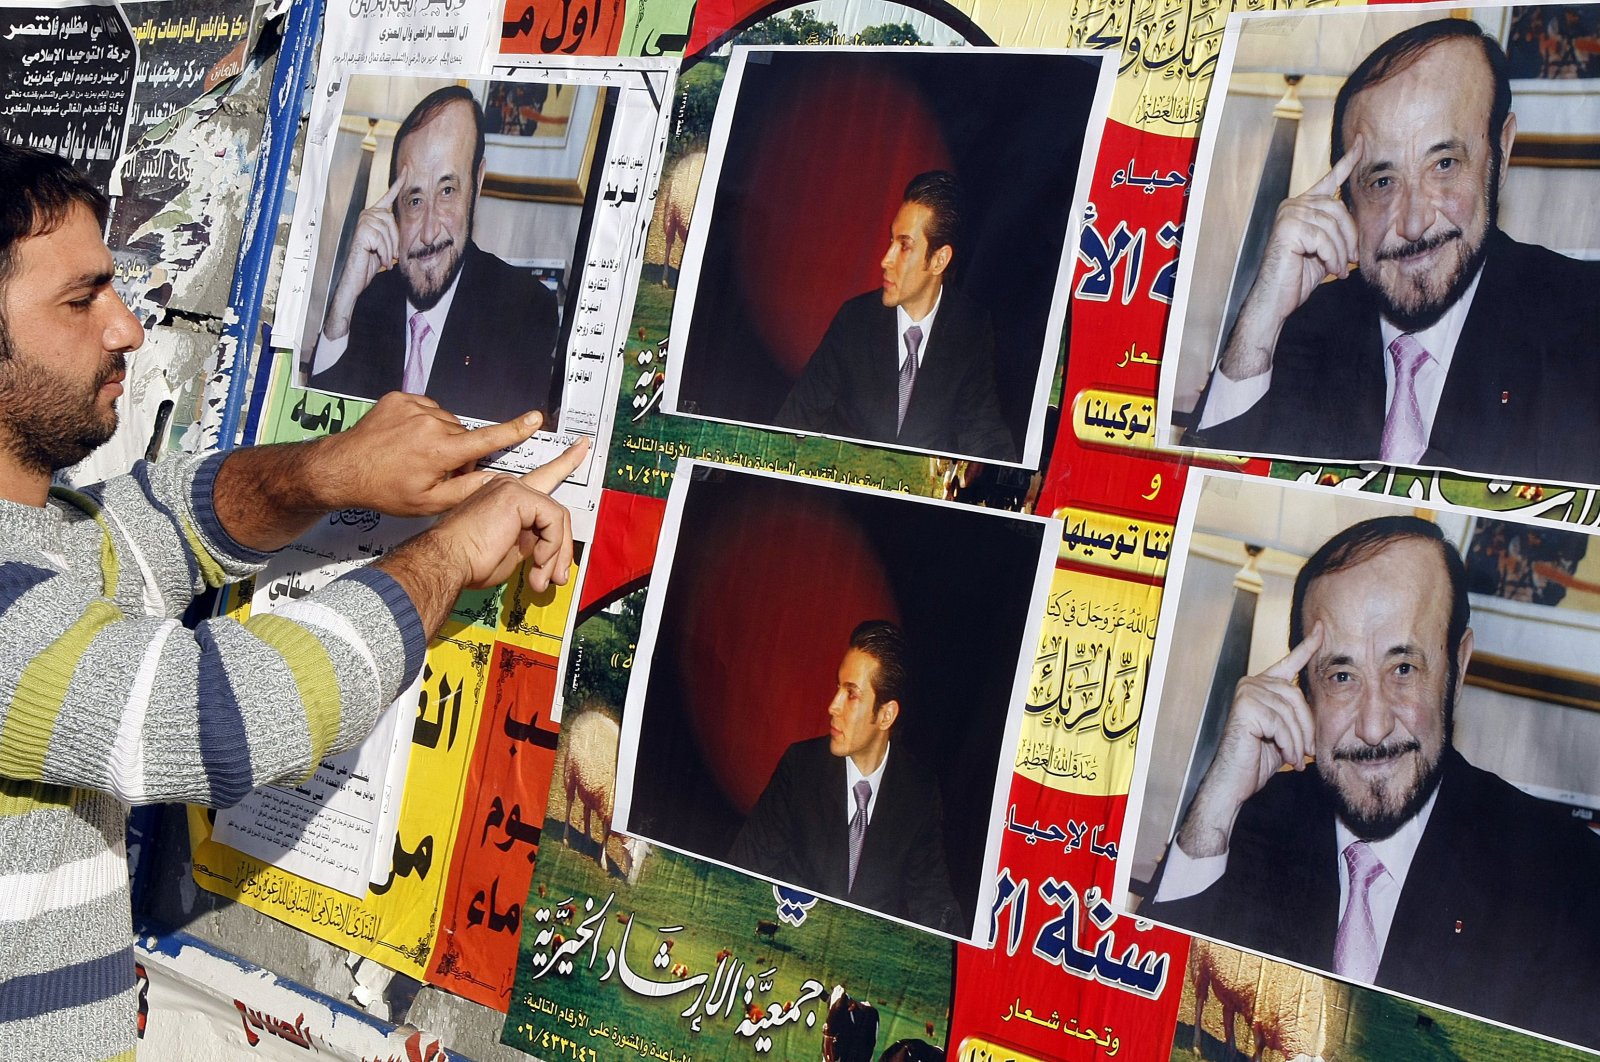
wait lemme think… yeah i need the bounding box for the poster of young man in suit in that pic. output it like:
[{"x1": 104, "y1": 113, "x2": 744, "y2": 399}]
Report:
[
  {"x1": 661, "y1": 47, "x2": 1114, "y2": 467},
  {"x1": 1160, "y1": 4, "x2": 1600, "y2": 487},
  {"x1": 609, "y1": 460, "x2": 1056, "y2": 943},
  {"x1": 1118, "y1": 469, "x2": 1600, "y2": 1051}
]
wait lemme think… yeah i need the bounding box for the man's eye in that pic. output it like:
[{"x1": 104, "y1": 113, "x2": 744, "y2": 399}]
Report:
[
  {"x1": 1370, "y1": 175, "x2": 1392, "y2": 190},
  {"x1": 1329, "y1": 671, "x2": 1352, "y2": 684},
  {"x1": 1437, "y1": 157, "x2": 1456, "y2": 172},
  {"x1": 68, "y1": 296, "x2": 94, "y2": 310},
  {"x1": 1395, "y1": 662, "x2": 1414, "y2": 675}
]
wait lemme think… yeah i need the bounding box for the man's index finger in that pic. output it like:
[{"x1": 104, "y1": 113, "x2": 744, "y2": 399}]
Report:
[
  {"x1": 376, "y1": 166, "x2": 410, "y2": 209},
  {"x1": 1311, "y1": 134, "x2": 1365, "y2": 198},
  {"x1": 1265, "y1": 621, "x2": 1324, "y2": 681}
]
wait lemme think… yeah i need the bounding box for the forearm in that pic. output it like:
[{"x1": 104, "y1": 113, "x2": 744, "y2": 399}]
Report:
[
  {"x1": 1173, "y1": 776, "x2": 1243, "y2": 859},
  {"x1": 1217, "y1": 291, "x2": 1287, "y2": 383},
  {"x1": 371, "y1": 527, "x2": 472, "y2": 642},
  {"x1": 210, "y1": 438, "x2": 344, "y2": 553}
]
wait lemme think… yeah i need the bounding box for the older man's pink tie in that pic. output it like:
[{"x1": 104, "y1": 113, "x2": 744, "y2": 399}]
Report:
[
  {"x1": 1334, "y1": 840, "x2": 1387, "y2": 982},
  {"x1": 1380, "y1": 334, "x2": 1430, "y2": 465},
  {"x1": 403, "y1": 311, "x2": 432, "y2": 395}
]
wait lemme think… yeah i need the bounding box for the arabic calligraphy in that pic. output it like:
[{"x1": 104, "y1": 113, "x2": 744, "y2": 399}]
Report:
[
  {"x1": 1077, "y1": 202, "x2": 1183, "y2": 307},
  {"x1": 521, "y1": 889, "x2": 839, "y2": 1051},
  {"x1": 1034, "y1": 880, "x2": 1170, "y2": 999},
  {"x1": 989, "y1": 869, "x2": 1172, "y2": 1005},
  {"x1": 1004, "y1": 806, "x2": 1120, "y2": 862},
  {"x1": 1072, "y1": 390, "x2": 1160, "y2": 453},
  {"x1": 1000, "y1": 996, "x2": 1122, "y2": 1055},
  {"x1": 1109, "y1": 157, "x2": 1191, "y2": 194},
  {"x1": 234, "y1": 999, "x2": 315, "y2": 1049},
  {"x1": 1, "y1": 8, "x2": 132, "y2": 185},
  {"x1": 1052, "y1": 507, "x2": 1173, "y2": 579}
]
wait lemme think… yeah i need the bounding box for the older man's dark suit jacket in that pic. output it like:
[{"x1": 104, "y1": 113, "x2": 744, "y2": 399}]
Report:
[
  {"x1": 727, "y1": 737, "x2": 962, "y2": 933},
  {"x1": 775, "y1": 288, "x2": 1016, "y2": 462},
  {"x1": 310, "y1": 241, "x2": 560, "y2": 424},
  {"x1": 1142, "y1": 748, "x2": 1600, "y2": 1048},
  {"x1": 1187, "y1": 231, "x2": 1600, "y2": 484}
]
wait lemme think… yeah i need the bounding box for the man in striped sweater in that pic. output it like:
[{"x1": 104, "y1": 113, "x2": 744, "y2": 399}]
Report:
[{"x1": 0, "y1": 142, "x2": 585, "y2": 1058}]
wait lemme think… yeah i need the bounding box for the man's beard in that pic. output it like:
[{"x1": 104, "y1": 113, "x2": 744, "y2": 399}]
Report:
[
  {"x1": 398, "y1": 202, "x2": 473, "y2": 311},
  {"x1": 0, "y1": 320, "x2": 124, "y2": 476},
  {"x1": 1315, "y1": 677, "x2": 1455, "y2": 841},
  {"x1": 1360, "y1": 161, "x2": 1499, "y2": 334}
]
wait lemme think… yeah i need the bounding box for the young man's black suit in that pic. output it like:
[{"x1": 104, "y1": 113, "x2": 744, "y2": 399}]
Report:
[
  {"x1": 775, "y1": 288, "x2": 1016, "y2": 461},
  {"x1": 727, "y1": 736, "x2": 962, "y2": 933}
]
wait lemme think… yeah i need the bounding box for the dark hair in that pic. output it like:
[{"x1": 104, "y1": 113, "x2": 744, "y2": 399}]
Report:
[
  {"x1": 1332, "y1": 19, "x2": 1513, "y2": 178},
  {"x1": 901, "y1": 170, "x2": 962, "y2": 263},
  {"x1": 849, "y1": 619, "x2": 907, "y2": 709},
  {"x1": 388, "y1": 86, "x2": 486, "y2": 199},
  {"x1": 1290, "y1": 515, "x2": 1470, "y2": 669},
  {"x1": 0, "y1": 142, "x2": 109, "y2": 313}
]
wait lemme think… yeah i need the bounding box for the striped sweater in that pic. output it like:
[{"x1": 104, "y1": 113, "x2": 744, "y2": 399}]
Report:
[{"x1": 0, "y1": 451, "x2": 425, "y2": 1060}]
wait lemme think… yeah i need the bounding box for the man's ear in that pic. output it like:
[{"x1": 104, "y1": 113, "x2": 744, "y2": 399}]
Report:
[
  {"x1": 475, "y1": 157, "x2": 487, "y2": 198},
  {"x1": 1498, "y1": 113, "x2": 1518, "y2": 189},
  {"x1": 928, "y1": 244, "x2": 952, "y2": 277},
  {"x1": 874, "y1": 699, "x2": 900, "y2": 732},
  {"x1": 1456, "y1": 626, "x2": 1475, "y2": 681}
]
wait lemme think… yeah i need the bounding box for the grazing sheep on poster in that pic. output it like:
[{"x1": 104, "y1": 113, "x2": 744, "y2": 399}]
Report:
[
  {"x1": 562, "y1": 711, "x2": 621, "y2": 873},
  {"x1": 1190, "y1": 941, "x2": 1329, "y2": 1062}
]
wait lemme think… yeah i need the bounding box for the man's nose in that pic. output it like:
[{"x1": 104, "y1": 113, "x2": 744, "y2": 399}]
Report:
[
  {"x1": 1395, "y1": 181, "x2": 1431, "y2": 243},
  {"x1": 880, "y1": 243, "x2": 895, "y2": 272},
  {"x1": 104, "y1": 292, "x2": 144, "y2": 355},
  {"x1": 418, "y1": 199, "x2": 448, "y2": 242},
  {"x1": 1354, "y1": 681, "x2": 1398, "y2": 746}
]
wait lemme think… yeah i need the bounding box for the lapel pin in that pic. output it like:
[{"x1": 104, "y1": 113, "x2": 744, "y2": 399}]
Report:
[
  {"x1": 1501, "y1": 391, "x2": 1509, "y2": 405},
  {"x1": 1455, "y1": 920, "x2": 1463, "y2": 934}
]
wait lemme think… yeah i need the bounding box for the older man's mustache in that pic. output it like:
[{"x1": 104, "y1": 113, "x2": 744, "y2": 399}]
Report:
[
  {"x1": 1333, "y1": 738, "x2": 1422, "y2": 763},
  {"x1": 408, "y1": 237, "x2": 454, "y2": 262},
  {"x1": 1376, "y1": 228, "x2": 1462, "y2": 262}
]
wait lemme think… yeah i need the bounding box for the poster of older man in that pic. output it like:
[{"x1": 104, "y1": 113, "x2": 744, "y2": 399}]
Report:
[
  {"x1": 295, "y1": 73, "x2": 610, "y2": 427},
  {"x1": 1120, "y1": 469, "x2": 1600, "y2": 1050},
  {"x1": 1160, "y1": 4, "x2": 1600, "y2": 486}
]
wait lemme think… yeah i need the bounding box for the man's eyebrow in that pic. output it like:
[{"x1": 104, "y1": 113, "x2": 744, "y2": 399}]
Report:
[
  {"x1": 1354, "y1": 157, "x2": 1393, "y2": 183},
  {"x1": 55, "y1": 270, "x2": 114, "y2": 297},
  {"x1": 1384, "y1": 643, "x2": 1425, "y2": 658}
]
